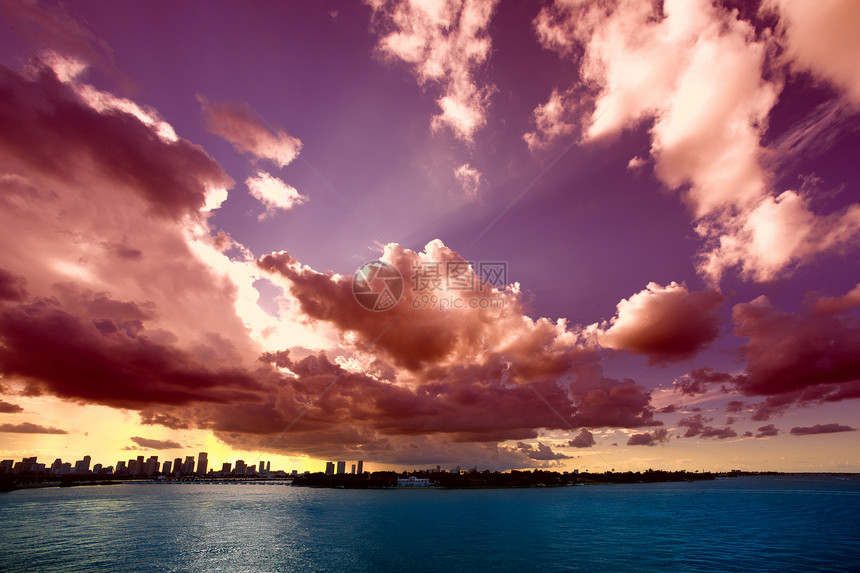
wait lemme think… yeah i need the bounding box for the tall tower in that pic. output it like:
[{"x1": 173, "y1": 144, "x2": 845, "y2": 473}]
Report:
[
  {"x1": 336, "y1": 461, "x2": 346, "y2": 474},
  {"x1": 325, "y1": 461, "x2": 334, "y2": 475},
  {"x1": 197, "y1": 452, "x2": 208, "y2": 475},
  {"x1": 357, "y1": 460, "x2": 363, "y2": 474}
]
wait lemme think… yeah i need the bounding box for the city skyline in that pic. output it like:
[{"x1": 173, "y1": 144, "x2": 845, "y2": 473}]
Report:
[
  {"x1": 1, "y1": 450, "x2": 288, "y2": 477},
  {"x1": 0, "y1": 1, "x2": 859, "y2": 473}
]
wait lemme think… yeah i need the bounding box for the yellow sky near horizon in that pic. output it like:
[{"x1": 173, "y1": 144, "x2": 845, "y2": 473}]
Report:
[{"x1": 2, "y1": 394, "x2": 859, "y2": 474}]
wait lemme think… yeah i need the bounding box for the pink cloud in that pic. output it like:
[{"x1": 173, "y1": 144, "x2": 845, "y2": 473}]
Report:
[
  {"x1": 0, "y1": 0, "x2": 120, "y2": 80},
  {"x1": 674, "y1": 368, "x2": 733, "y2": 396},
  {"x1": 129, "y1": 436, "x2": 183, "y2": 450},
  {"x1": 678, "y1": 414, "x2": 736, "y2": 440},
  {"x1": 732, "y1": 295, "x2": 860, "y2": 398},
  {"x1": 517, "y1": 441, "x2": 571, "y2": 462},
  {"x1": 245, "y1": 171, "x2": 307, "y2": 219},
  {"x1": 790, "y1": 423, "x2": 856, "y2": 436},
  {"x1": 200, "y1": 97, "x2": 302, "y2": 167},
  {"x1": 530, "y1": 0, "x2": 860, "y2": 283},
  {"x1": 0, "y1": 65, "x2": 231, "y2": 220},
  {"x1": 627, "y1": 428, "x2": 669, "y2": 446},
  {"x1": 568, "y1": 428, "x2": 596, "y2": 448},
  {"x1": 0, "y1": 421, "x2": 67, "y2": 434},
  {"x1": 595, "y1": 282, "x2": 723, "y2": 364},
  {"x1": 369, "y1": 0, "x2": 499, "y2": 141},
  {"x1": 0, "y1": 399, "x2": 24, "y2": 413},
  {"x1": 454, "y1": 163, "x2": 482, "y2": 196},
  {"x1": 756, "y1": 424, "x2": 779, "y2": 438},
  {"x1": 765, "y1": 0, "x2": 860, "y2": 103}
]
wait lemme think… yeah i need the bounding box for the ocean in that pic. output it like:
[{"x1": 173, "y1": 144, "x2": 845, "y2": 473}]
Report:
[{"x1": 1, "y1": 475, "x2": 858, "y2": 572}]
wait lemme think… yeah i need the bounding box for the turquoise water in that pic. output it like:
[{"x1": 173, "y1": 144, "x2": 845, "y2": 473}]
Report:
[{"x1": 1, "y1": 475, "x2": 859, "y2": 572}]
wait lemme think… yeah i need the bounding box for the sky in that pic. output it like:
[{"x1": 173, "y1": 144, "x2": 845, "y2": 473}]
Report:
[{"x1": 0, "y1": 0, "x2": 858, "y2": 474}]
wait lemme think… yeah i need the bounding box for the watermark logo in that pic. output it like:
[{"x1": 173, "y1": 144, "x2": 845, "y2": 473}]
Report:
[{"x1": 352, "y1": 260, "x2": 404, "y2": 311}]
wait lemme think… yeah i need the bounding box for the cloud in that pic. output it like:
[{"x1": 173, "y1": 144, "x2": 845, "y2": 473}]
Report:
[
  {"x1": 670, "y1": 287, "x2": 860, "y2": 418},
  {"x1": 674, "y1": 368, "x2": 732, "y2": 396},
  {"x1": 0, "y1": 0, "x2": 119, "y2": 80},
  {"x1": 627, "y1": 156, "x2": 646, "y2": 170},
  {"x1": 517, "y1": 441, "x2": 571, "y2": 461},
  {"x1": 129, "y1": 436, "x2": 183, "y2": 450},
  {"x1": 257, "y1": 240, "x2": 659, "y2": 432},
  {"x1": 0, "y1": 399, "x2": 24, "y2": 413},
  {"x1": 0, "y1": 269, "x2": 28, "y2": 302},
  {"x1": 0, "y1": 421, "x2": 67, "y2": 434},
  {"x1": 678, "y1": 414, "x2": 736, "y2": 439},
  {"x1": 726, "y1": 400, "x2": 745, "y2": 414},
  {"x1": 530, "y1": 0, "x2": 860, "y2": 283},
  {"x1": 0, "y1": 293, "x2": 271, "y2": 409},
  {"x1": 732, "y1": 294, "x2": 860, "y2": 400},
  {"x1": 814, "y1": 283, "x2": 860, "y2": 315},
  {"x1": 756, "y1": 424, "x2": 779, "y2": 438},
  {"x1": 246, "y1": 171, "x2": 307, "y2": 219},
  {"x1": 200, "y1": 97, "x2": 302, "y2": 167},
  {"x1": 595, "y1": 282, "x2": 723, "y2": 364},
  {"x1": 0, "y1": 29, "x2": 659, "y2": 468},
  {"x1": 369, "y1": 0, "x2": 499, "y2": 141},
  {"x1": 523, "y1": 88, "x2": 580, "y2": 150},
  {"x1": 0, "y1": 64, "x2": 232, "y2": 220},
  {"x1": 568, "y1": 428, "x2": 595, "y2": 448},
  {"x1": 765, "y1": 0, "x2": 860, "y2": 104},
  {"x1": 627, "y1": 428, "x2": 669, "y2": 446},
  {"x1": 0, "y1": 58, "x2": 291, "y2": 415},
  {"x1": 454, "y1": 163, "x2": 481, "y2": 196},
  {"x1": 790, "y1": 423, "x2": 856, "y2": 436}
]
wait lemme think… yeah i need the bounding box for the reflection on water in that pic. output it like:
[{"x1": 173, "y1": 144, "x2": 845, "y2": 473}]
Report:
[{"x1": 1, "y1": 476, "x2": 859, "y2": 572}]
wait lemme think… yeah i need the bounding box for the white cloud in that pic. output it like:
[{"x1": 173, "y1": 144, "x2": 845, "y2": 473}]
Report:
[{"x1": 246, "y1": 171, "x2": 307, "y2": 219}]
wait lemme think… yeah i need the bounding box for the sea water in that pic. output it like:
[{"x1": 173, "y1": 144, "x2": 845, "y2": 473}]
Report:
[{"x1": 1, "y1": 475, "x2": 858, "y2": 572}]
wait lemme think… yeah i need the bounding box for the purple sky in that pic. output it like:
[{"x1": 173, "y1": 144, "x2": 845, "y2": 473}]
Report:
[{"x1": 0, "y1": 0, "x2": 858, "y2": 472}]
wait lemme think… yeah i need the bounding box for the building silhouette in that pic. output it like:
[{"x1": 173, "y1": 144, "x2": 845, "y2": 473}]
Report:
[
  {"x1": 336, "y1": 461, "x2": 346, "y2": 475},
  {"x1": 197, "y1": 452, "x2": 208, "y2": 475},
  {"x1": 74, "y1": 455, "x2": 91, "y2": 473},
  {"x1": 325, "y1": 462, "x2": 334, "y2": 475}
]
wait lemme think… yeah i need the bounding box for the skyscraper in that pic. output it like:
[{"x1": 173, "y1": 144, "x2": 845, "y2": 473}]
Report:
[
  {"x1": 197, "y1": 452, "x2": 208, "y2": 475},
  {"x1": 357, "y1": 460, "x2": 363, "y2": 474},
  {"x1": 325, "y1": 462, "x2": 334, "y2": 475},
  {"x1": 351, "y1": 464, "x2": 356, "y2": 474},
  {"x1": 74, "y1": 455, "x2": 91, "y2": 473},
  {"x1": 336, "y1": 461, "x2": 346, "y2": 474},
  {"x1": 234, "y1": 459, "x2": 246, "y2": 475},
  {"x1": 144, "y1": 456, "x2": 159, "y2": 476},
  {"x1": 182, "y1": 456, "x2": 195, "y2": 474},
  {"x1": 173, "y1": 457, "x2": 182, "y2": 475},
  {"x1": 162, "y1": 460, "x2": 172, "y2": 475}
]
